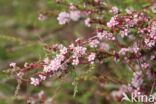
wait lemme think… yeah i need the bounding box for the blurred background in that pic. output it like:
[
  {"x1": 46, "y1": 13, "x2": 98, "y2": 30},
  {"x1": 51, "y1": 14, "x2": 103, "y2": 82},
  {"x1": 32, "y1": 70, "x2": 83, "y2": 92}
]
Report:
[{"x1": 0, "y1": 0, "x2": 155, "y2": 104}]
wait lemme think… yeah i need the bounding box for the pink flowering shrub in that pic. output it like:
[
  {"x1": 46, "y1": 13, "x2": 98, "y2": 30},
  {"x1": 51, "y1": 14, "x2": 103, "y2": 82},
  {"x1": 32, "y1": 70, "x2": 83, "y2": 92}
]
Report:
[{"x1": 9, "y1": 0, "x2": 156, "y2": 103}]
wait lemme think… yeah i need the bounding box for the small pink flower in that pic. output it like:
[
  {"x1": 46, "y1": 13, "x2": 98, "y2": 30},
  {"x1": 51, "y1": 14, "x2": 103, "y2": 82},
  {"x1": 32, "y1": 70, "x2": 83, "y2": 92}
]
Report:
[
  {"x1": 97, "y1": 32, "x2": 104, "y2": 40},
  {"x1": 85, "y1": 18, "x2": 91, "y2": 27},
  {"x1": 69, "y1": 11, "x2": 81, "y2": 21},
  {"x1": 24, "y1": 62, "x2": 30, "y2": 68},
  {"x1": 49, "y1": 60, "x2": 61, "y2": 71},
  {"x1": 73, "y1": 46, "x2": 87, "y2": 57},
  {"x1": 89, "y1": 39, "x2": 100, "y2": 48},
  {"x1": 60, "y1": 47, "x2": 68, "y2": 54},
  {"x1": 43, "y1": 57, "x2": 50, "y2": 64},
  {"x1": 119, "y1": 48, "x2": 131, "y2": 55},
  {"x1": 39, "y1": 75, "x2": 46, "y2": 80},
  {"x1": 120, "y1": 29, "x2": 129, "y2": 38},
  {"x1": 38, "y1": 14, "x2": 47, "y2": 21},
  {"x1": 109, "y1": 7, "x2": 118, "y2": 14},
  {"x1": 38, "y1": 91, "x2": 45, "y2": 99},
  {"x1": 125, "y1": 8, "x2": 133, "y2": 14},
  {"x1": 141, "y1": 63, "x2": 150, "y2": 69},
  {"x1": 56, "y1": 54, "x2": 65, "y2": 61},
  {"x1": 72, "y1": 58, "x2": 79, "y2": 65},
  {"x1": 97, "y1": 31, "x2": 115, "y2": 40},
  {"x1": 88, "y1": 53, "x2": 96, "y2": 62},
  {"x1": 43, "y1": 65, "x2": 51, "y2": 72},
  {"x1": 69, "y1": 3, "x2": 76, "y2": 9},
  {"x1": 69, "y1": 44, "x2": 75, "y2": 49},
  {"x1": 57, "y1": 12, "x2": 70, "y2": 25},
  {"x1": 10, "y1": 62, "x2": 16, "y2": 68},
  {"x1": 75, "y1": 38, "x2": 81, "y2": 44},
  {"x1": 107, "y1": 15, "x2": 119, "y2": 28},
  {"x1": 30, "y1": 77, "x2": 40, "y2": 86},
  {"x1": 131, "y1": 72, "x2": 143, "y2": 88}
]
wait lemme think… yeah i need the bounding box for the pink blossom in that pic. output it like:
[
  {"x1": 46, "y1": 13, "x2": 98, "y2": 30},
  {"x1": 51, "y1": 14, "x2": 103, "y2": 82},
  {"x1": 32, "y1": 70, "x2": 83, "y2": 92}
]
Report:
[
  {"x1": 75, "y1": 38, "x2": 81, "y2": 44},
  {"x1": 38, "y1": 91, "x2": 45, "y2": 99},
  {"x1": 60, "y1": 47, "x2": 68, "y2": 54},
  {"x1": 150, "y1": 55, "x2": 155, "y2": 60},
  {"x1": 56, "y1": 54, "x2": 65, "y2": 61},
  {"x1": 85, "y1": 18, "x2": 91, "y2": 27},
  {"x1": 119, "y1": 46, "x2": 139, "y2": 55},
  {"x1": 24, "y1": 62, "x2": 29, "y2": 67},
  {"x1": 69, "y1": 3, "x2": 76, "y2": 9},
  {"x1": 73, "y1": 46, "x2": 87, "y2": 58},
  {"x1": 88, "y1": 53, "x2": 96, "y2": 63},
  {"x1": 38, "y1": 14, "x2": 47, "y2": 21},
  {"x1": 131, "y1": 72, "x2": 143, "y2": 88},
  {"x1": 119, "y1": 48, "x2": 132, "y2": 55},
  {"x1": 72, "y1": 58, "x2": 79, "y2": 65},
  {"x1": 131, "y1": 89, "x2": 142, "y2": 98},
  {"x1": 107, "y1": 32, "x2": 115, "y2": 40},
  {"x1": 43, "y1": 65, "x2": 52, "y2": 72},
  {"x1": 125, "y1": 8, "x2": 133, "y2": 14},
  {"x1": 49, "y1": 59, "x2": 61, "y2": 71},
  {"x1": 39, "y1": 75, "x2": 46, "y2": 80},
  {"x1": 57, "y1": 12, "x2": 70, "y2": 25},
  {"x1": 30, "y1": 77, "x2": 40, "y2": 86},
  {"x1": 109, "y1": 7, "x2": 118, "y2": 14},
  {"x1": 10, "y1": 62, "x2": 16, "y2": 68},
  {"x1": 124, "y1": 18, "x2": 135, "y2": 28},
  {"x1": 144, "y1": 38, "x2": 155, "y2": 47},
  {"x1": 69, "y1": 44, "x2": 74, "y2": 50},
  {"x1": 97, "y1": 31, "x2": 105, "y2": 40},
  {"x1": 141, "y1": 63, "x2": 150, "y2": 69},
  {"x1": 107, "y1": 15, "x2": 119, "y2": 28},
  {"x1": 132, "y1": 47, "x2": 139, "y2": 54},
  {"x1": 133, "y1": 13, "x2": 148, "y2": 25},
  {"x1": 120, "y1": 29, "x2": 129, "y2": 38},
  {"x1": 89, "y1": 39, "x2": 100, "y2": 48},
  {"x1": 97, "y1": 31, "x2": 115, "y2": 40},
  {"x1": 43, "y1": 54, "x2": 65, "y2": 72},
  {"x1": 69, "y1": 11, "x2": 81, "y2": 21},
  {"x1": 43, "y1": 57, "x2": 50, "y2": 64}
]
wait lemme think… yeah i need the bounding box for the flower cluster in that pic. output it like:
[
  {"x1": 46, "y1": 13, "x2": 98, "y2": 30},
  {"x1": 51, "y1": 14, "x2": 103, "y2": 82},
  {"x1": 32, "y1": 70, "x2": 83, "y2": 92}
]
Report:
[
  {"x1": 10, "y1": 0, "x2": 156, "y2": 103},
  {"x1": 109, "y1": 7, "x2": 119, "y2": 14},
  {"x1": 57, "y1": 10, "x2": 81, "y2": 25}
]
